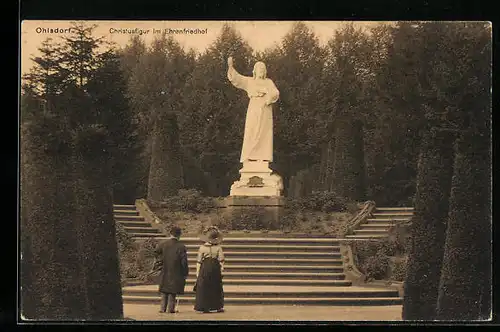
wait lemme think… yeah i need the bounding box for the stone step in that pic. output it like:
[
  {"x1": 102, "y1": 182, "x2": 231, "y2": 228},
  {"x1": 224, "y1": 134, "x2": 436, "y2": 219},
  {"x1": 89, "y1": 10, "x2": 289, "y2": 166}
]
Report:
[
  {"x1": 366, "y1": 218, "x2": 410, "y2": 223},
  {"x1": 125, "y1": 278, "x2": 354, "y2": 287},
  {"x1": 115, "y1": 215, "x2": 146, "y2": 221},
  {"x1": 375, "y1": 207, "x2": 414, "y2": 211},
  {"x1": 158, "y1": 232, "x2": 337, "y2": 239},
  {"x1": 123, "y1": 295, "x2": 402, "y2": 306},
  {"x1": 183, "y1": 251, "x2": 343, "y2": 259},
  {"x1": 126, "y1": 278, "x2": 353, "y2": 287},
  {"x1": 185, "y1": 265, "x2": 345, "y2": 273},
  {"x1": 113, "y1": 204, "x2": 136, "y2": 210},
  {"x1": 345, "y1": 234, "x2": 387, "y2": 239},
  {"x1": 131, "y1": 233, "x2": 166, "y2": 238},
  {"x1": 148, "y1": 272, "x2": 345, "y2": 281},
  {"x1": 353, "y1": 229, "x2": 389, "y2": 235},
  {"x1": 122, "y1": 285, "x2": 399, "y2": 299},
  {"x1": 139, "y1": 237, "x2": 341, "y2": 245},
  {"x1": 215, "y1": 272, "x2": 343, "y2": 280},
  {"x1": 372, "y1": 212, "x2": 413, "y2": 217},
  {"x1": 359, "y1": 224, "x2": 392, "y2": 230},
  {"x1": 119, "y1": 221, "x2": 153, "y2": 228},
  {"x1": 186, "y1": 258, "x2": 344, "y2": 266},
  {"x1": 113, "y1": 209, "x2": 140, "y2": 216},
  {"x1": 182, "y1": 244, "x2": 340, "y2": 253},
  {"x1": 124, "y1": 227, "x2": 160, "y2": 234}
]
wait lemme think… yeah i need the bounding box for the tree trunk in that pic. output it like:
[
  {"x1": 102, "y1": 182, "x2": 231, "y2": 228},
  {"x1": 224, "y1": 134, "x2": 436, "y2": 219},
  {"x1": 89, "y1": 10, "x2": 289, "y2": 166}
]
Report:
[
  {"x1": 20, "y1": 118, "x2": 87, "y2": 320},
  {"x1": 436, "y1": 130, "x2": 491, "y2": 320},
  {"x1": 148, "y1": 111, "x2": 184, "y2": 201},
  {"x1": 402, "y1": 128, "x2": 456, "y2": 320},
  {"x1": 332, "y1": 117, "x2": 366, "y2": 200},
  {"x1": 73, "y1": 126, "x2": 124, "y2": 320}
]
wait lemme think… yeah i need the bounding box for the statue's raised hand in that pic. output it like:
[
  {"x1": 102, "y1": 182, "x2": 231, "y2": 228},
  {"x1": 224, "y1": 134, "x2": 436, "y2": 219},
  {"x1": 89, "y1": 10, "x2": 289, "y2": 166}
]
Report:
[{"x1": 228, "y1": 56, "x2": 234, "y2": 67}]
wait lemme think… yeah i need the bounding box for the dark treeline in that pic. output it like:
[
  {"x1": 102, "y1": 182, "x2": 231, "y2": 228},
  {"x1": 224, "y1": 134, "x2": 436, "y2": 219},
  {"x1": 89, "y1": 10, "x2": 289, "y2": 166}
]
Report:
[
  {"x1": 21, "y1": 23, "x2": 124, "y2": 319},
  {"x1": 120, "y1": 21, "x2": 490, "y2": 206},
  {"x1": 22, "y1": 21, "x2": 490, "y2": 206}
]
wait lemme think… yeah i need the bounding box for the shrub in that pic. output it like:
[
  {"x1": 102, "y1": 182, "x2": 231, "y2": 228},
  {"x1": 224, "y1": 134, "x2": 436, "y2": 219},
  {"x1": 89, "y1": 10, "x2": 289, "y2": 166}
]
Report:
[
  {"x1": 156, "y1": 215, "x2": 175, "y2": 235},
  {"x1": 388, "y1": 223, "x2": 412, "y2": 256},
  {"x1": 229, "y1": 207, "x2": 269, "y2": 230},
  {"x1": 353, "y1": 240, "x2": 382, "y2": 261},
  {"x1": 390, "y1": 256, "x2": 408, "y2": 282},
  {"x1": 115, "y1": 222, "x2": 135, "y2": 253},
  {"x1": 277, "y1": 208, "x2": 299, "y2": 232},
  {"x1": 175, "y1": 189, "x2": 214, "y2": 213},
  {"x1": 120, "y1": 250, "x2": 141, "y2": 280},
  {"x1": 287, "y1": 191, "x2": 350, "y2": 213},
  {"x1": 148, "y1": 189, "x2": 214, "y2": 213},
  {"x1": 135, "y1": 238, "x2": 159, "y2": 279},
  {"x1": 361, "y1": 255, "x2": 390, "y2": 280},
  {"x1": 210, "y1": 211, "x2": 231, "y2": 232},
  {"x1": 376, "y1": 240, "x2": 398, "y2": 257},
  {"x1": 137, "y1": 238, "x2": 158, "y2": 260},
  {"x1": 352, "y1": 239, "x2": 397, "y2": 279},
  {"x1": 115, "y1": 222, "x2": 140, "y2": 282}
]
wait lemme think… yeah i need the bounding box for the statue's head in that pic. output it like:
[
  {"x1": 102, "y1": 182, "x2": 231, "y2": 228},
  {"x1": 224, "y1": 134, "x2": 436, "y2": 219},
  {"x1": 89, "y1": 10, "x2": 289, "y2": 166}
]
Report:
[{"x1": 253, "y1": 61, "x2": 267, "y2": 79}]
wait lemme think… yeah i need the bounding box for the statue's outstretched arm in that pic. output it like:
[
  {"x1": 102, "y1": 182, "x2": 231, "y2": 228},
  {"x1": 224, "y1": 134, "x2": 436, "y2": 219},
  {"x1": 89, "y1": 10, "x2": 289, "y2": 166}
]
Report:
[{"x1": 227, "y1": 57, "x2": 250, "y2": 91}]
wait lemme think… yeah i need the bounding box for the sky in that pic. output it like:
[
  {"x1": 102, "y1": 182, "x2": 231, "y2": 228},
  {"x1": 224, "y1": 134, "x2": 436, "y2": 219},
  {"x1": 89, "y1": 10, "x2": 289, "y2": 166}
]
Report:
[{"x1": 21, "y1": 20, "x2": 386, "y2": 75}]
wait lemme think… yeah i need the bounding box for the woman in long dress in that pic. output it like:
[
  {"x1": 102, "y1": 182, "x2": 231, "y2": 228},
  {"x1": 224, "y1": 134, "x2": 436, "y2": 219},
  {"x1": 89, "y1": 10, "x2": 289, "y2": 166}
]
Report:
[
  {"x1": 194, "y1": 226, "x2": 225, "y2": 313},
  {"x1": 227, "y1": 57, "x2": 280, "y2": 163}
]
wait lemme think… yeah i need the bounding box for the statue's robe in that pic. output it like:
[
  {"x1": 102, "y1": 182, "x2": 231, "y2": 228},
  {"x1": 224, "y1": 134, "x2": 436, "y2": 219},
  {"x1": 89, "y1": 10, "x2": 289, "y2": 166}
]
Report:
[{"x1": 228, "y1": 66, "x2": 280, "y2": 162}]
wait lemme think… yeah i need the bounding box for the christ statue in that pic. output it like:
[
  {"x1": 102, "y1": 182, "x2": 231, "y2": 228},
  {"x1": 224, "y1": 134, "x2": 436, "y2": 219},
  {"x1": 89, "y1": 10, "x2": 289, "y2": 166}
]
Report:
[{"x1": 227, "y1": 56, "x2": 280, "y2": 163}]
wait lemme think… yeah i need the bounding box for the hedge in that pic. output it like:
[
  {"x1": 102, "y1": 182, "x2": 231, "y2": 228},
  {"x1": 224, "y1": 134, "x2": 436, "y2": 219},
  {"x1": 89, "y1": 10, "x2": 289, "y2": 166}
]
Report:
[
  {"x1": 436, "y1": 131, "x2": 491, "y2": 320},
  {"x1": 403, "y1": 128, "x2": 456, "y2": 320}
]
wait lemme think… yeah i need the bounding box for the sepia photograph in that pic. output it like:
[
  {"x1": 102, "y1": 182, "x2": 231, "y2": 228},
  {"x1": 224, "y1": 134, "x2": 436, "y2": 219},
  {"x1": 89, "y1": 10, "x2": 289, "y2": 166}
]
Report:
[{"x1": 19, "y1": 20, "x2": 492, "y2": 323}]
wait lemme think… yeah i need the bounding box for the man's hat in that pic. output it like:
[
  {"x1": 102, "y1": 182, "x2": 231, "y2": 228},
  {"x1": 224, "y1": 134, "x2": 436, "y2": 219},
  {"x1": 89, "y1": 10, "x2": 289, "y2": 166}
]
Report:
[{"x1": 200, "y1": 225, "x2": 223, "y2": 245}]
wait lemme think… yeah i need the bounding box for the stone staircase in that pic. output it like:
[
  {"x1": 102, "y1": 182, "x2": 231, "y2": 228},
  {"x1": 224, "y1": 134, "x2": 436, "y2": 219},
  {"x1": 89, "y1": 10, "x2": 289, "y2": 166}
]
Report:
[
  {"x1": 345, "y1": 207, "x2": 414, "y2": 240},
  {"x1": 114, "y1": 204, "x2": 164, "y2": 239},
  {"x1": 114, "y1": 204, "x2": 403, "y2": 306}
]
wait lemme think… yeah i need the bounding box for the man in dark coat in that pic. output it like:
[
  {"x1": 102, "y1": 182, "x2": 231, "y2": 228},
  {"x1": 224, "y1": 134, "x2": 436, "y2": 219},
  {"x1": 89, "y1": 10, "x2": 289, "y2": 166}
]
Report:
[{"x1": 153, "y1": 226, "x2": 189, "y2": 313}]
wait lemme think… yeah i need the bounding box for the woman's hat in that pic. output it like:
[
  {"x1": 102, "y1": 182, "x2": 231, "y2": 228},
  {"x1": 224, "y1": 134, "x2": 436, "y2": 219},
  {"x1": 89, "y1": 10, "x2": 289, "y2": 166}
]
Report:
[{"x1": 200, "y1": 225, "x2": 223, "y2": 245}]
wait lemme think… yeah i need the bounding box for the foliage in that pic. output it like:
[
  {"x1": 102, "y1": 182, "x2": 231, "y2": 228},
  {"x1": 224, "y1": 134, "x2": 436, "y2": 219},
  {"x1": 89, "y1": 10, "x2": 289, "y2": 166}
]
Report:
[
  {"x1": 115, "y1": 231, "x2": 161, "y2": 282},
  {"x1": 23, "y1": 21, "x2": 492, "y2": 208},
  {"x1": 136, "y1": 238, "x2": 159, "y2": 272},
  {"x1": 331, "y1": 117, "x2": 367, "y2": 201},
  {"x1": 117, "y1": 22, "x2": 491, "y2": 206},
  {"x1": 21, "y1": 23, "x2": 126, "y2": 319},
  {"x1": 437, "y1": 130, "x2": 491, "y2": 320},
  {"x1": 434, "y1": 24, "x2": 491, "y2": 320},
  {"x1": 352, "y1": 226, "x2": 412, "y2": 281},
  {"x1": 228, "y1": 207, "x2": 270, "y2": 231},
  {"x1": 86, "y1": 52, "x2": 142, "y2": 203},
  {"x1": 147, "y1": 111, "x2": 184, "y2": 200},
  {"x1": 286, "y1": 191, "x2": 350, "y2": 213},
  {"x1": 21, "y1": 114, "x2": 87, "y2": 319},
  {"x1": 402, "y1": 129, "x2": 460, "y2": 320},
  {"x1": 209, "y1": 211, "x2": 232, "y2": 232},
  {"x1": 148, "y1": 189, "x2": 214, "y2": 213},
  {"x1": 277, "y1": 208, "x2": 300, "y2": 232},
  {"x1": 361, "y1": 255, "x2": 390, "y2": 281},
  {"x1": 115, "y1": 222, "x2": 136, "y2": 255},
  {"x1": 260, "y1": 22, "x2": 328, "y2": 189},
  {"x1": 390, "y1": 257, "x2": 408, "y2": 282},
  {"x1": 179, "y1": 24, "x2": 254, "y2": 196},
  {"x1": 115, "y1": 222, "x2": 140, "y2": 280}
]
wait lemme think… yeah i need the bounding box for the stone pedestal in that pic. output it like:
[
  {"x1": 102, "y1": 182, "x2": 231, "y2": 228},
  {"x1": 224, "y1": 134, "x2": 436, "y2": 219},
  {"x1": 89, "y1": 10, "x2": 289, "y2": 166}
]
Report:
[{"x1": 230, "y1": 161, "x2": 283, "y2": 197}]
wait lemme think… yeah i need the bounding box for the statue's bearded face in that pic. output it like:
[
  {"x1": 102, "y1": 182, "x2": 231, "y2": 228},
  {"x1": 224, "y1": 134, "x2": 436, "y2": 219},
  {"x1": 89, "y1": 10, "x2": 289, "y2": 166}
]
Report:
[{"x1": 253, "y1": 63, "x2": 266, "y2": 79}]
